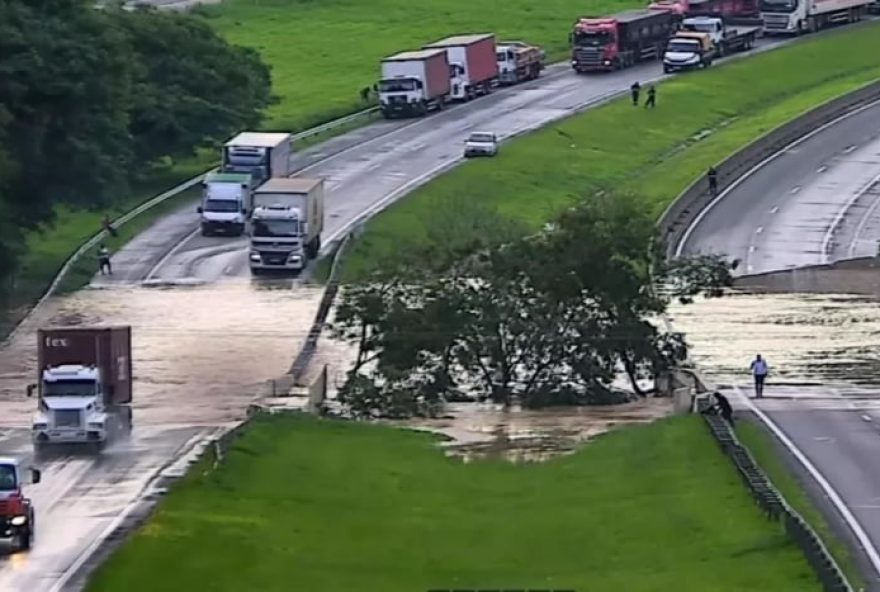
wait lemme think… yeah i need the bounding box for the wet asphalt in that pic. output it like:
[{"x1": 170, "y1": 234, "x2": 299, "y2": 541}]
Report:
[{"x1": 0, "y1": 25, "x2": 870, "y2": 592}]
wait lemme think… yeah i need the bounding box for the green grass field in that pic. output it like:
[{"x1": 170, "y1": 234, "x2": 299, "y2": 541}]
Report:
[
  {"x1": 87, "y1": 414, "x2": 820, "y2": 592},
  {"x1": 737, "y1": 419, "x2": 864, "y2": 589},
  {"x1": 199, "y1": 0, "x2": 640, "y2": 129},
  {"x1": 340, "y1": 22, "x2": 880, "y2": 280}
]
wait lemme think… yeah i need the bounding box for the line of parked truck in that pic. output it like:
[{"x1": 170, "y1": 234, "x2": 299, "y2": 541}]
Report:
[
  {"x1": 570, "y1": 0, "x2": 874, "y2": 74},
  {"x1": 378, "y1": 34, "x2": 546, "y2": 119}
]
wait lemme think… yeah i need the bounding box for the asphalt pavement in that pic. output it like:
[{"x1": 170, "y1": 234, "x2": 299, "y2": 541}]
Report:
[{"x1": 0, "y1": 27, "x2": 855, "y2": 592}]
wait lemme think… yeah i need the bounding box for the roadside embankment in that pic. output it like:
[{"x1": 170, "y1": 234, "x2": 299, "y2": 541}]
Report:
[
  {"x1": 85, "y1": 413, "x2": 821, "y2": 592},
  {"x1": 340, "y1": 21, "x2": 880, "y2": 281}
]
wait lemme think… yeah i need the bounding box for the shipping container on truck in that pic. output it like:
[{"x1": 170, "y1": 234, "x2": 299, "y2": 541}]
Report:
[
  {"x1": 222, "y1": 132, "x2": 293, "y2": 188},
  {"x1": 249, "y1": 177, "x2": 325, "y2": 274},
  {"x1": 496, "y1": 41, "x2": 546, "y2": 85},
  {"x1": 423, "y1": 34, "x2": 499, "y2": 101},
  {"x1": 31, "y1": 326, "x2": 133, "y2": 452},
  {"x1": 648, "y1": 0, "x2": 759, "y2": 21},
  {"x1": 378, "y1": 49, "x2": 451, "y2": 119},
  {"x1": 570, "y1": 9, "x2": 678, "y2": 73},
  {"x1": 761, "y1": 0, "x2": 869, "y2": 33}
]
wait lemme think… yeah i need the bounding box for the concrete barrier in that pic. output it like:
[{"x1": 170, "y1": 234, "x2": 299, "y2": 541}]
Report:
[{"x1": 659, "y1": 79, "x2": 880, "y2": 258}]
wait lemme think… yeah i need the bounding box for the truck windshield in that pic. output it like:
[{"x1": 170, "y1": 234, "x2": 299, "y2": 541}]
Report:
[
  {"x1": 468, "y1": 133, "x2": 495, "y2": 143},
  {"x1": 574, "y1": 31, "x2": 613, "y2": 47},
  {"x1": 204, "y1": 199, "x2": 240, "y2": 213},
  {"x1": 760, "y1": 0, "x2": 797, "y2": 11},
  {"x1": 379, "y1": 79, "x2": 418, "y2": 92},
  {"x1": 0, "y1": 464, "x2": 15, "y2": 491},
  {"x1": 252, "y1": 219, "x2": 300, "y2": 237},
  {"x1": 683, "y1": 23, "x2": 713, "y2": 33},
  {"x1": 43, "y1": 379, "x2": 97, "y2": 397},
  {"x1": 667, "y1": 40, "x2": 700, "y2": 52}
]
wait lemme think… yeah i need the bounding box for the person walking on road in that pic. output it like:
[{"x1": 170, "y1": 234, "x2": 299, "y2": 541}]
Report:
[
  {"x1": 644, "y1": 86, "x2": 656, "y2": 109},
  {"x1": 630, "y1": 81, "x2": 641, "y2": 106},
  {"x1": 98, "y1": 244, "x2": 112, "y2": 276},
  {"x1": 750, "y1": 354, "x2": 769, "y2": 398},
  {"x1": 713, "y1": 391, "x2": 734, "y2": 426},
  {"x1": 708, "y1": 166, "x2": 719, "y2": 195}
]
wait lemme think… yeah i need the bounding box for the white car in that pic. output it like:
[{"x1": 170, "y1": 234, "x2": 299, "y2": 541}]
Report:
[{"x1": 464, "y1": 131, "x2": 498, "y2": 158}]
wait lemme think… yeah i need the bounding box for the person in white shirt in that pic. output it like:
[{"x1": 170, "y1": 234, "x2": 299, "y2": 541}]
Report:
[{"x1": 750, "y1": 354, "x2": 768, "y2": 398}]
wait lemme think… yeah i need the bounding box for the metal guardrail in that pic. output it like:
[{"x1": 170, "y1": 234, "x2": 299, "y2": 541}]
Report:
[
  {"x1": 700, "y1": 407, "x2": 854, "y2": 592},
  {"x1": 289, "y1": 233, "x2": 353, "y2": 382},
  {"x1": 659, "y1": 79, "x2": 880, "y2": 257}
]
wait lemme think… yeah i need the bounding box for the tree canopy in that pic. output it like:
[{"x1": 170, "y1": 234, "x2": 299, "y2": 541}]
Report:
[
  {"x1": 331, "y1": 192, "x2": 734, "y2": 419},
  {"x1": 0, "y1": 0, "x2": 273, "y2": 298}
]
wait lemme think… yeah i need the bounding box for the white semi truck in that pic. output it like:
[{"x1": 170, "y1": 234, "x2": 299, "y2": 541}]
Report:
[
  {"x1": 378, "y1": 49, "x2": 451, "y2": 118},
  {"x1": 248, "y1": 177, "x2": 325, "y2": 275},
  {"x1": 760, "y1": 0, "x2": 870, "y2": 34},
  {"x1": 29, "y1": 326, "x2": 133, "y2": 454},
  {"x1": 197, "y1": 172, "x2": 253, "y2": 237},
  {"x1": 221, "y1": 132, "x2": 293, "y2": 187}
]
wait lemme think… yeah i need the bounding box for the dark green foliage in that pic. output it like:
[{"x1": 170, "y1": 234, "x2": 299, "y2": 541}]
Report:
[{"x1": 0, "y1": 0, "x2": 273, "y2": 299}]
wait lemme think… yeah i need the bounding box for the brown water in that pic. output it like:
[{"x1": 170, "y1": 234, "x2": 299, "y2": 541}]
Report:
[{"x1": 0, "y1": 281, "x2": 323, "y2": 428}]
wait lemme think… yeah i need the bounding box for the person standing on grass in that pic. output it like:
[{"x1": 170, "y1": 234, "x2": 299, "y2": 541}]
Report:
[
  {"x1": 102, "y1": 214, "x2": 117, "y2": 237},
  {"x1": 98, "y1": 244, "x2": 112, "y2": 276},
  {"x1": 630, "y1": 81, "x2": 641, "y2": 106},
  {"x1": 644, "y1": 86, "x2": 656, "y2": 109},
  {"x1": 750, "y1": 354, "x2": 769, "y2": 398}
]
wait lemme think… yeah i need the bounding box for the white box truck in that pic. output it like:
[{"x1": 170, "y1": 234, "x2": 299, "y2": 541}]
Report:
[
  {"x1": 248, "y1": 177, "x2": 325, "y2": 275},
  {"x1": 761, "y1": 0, "x2": 870, "y2": 34},
  {"x1": 197, "y1": 172, "x2": 253, "y2": 237},
  {"x1": 222, "y1": 132, "x2": 293, "y2": 187}
]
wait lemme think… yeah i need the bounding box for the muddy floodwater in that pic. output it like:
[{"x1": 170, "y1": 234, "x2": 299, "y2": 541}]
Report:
[
  {"x1": 0, "y1": 281, "x2": 323, "y2": 428},
  {"x1": 669, "y1": 262, "x2": 880, "y2": 390}
]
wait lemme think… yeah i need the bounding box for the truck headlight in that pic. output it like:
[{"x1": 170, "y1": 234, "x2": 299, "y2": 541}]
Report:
[
  {"x1": 10, "y1": 516, "x2": 27, "y2": 526},
  {"x1": 287, "y1": 254, "x2": 302, "y2": 263},
  {"x1": 603, "y1": 60, "x2": 611, "y2": 66},
  {"x1": 249, "y1": 251, "x2": 261, "y2": 262}
]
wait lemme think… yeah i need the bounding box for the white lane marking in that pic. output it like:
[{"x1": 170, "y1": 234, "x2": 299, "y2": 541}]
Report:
[
  {"x1": 847, "y1": 174, "x2": 880, "y2": 259},
  {"x1": 732, "y1": 385, "x2": 880, "y2": 578},
  {"x1": 790, "y1": 186, "x2": 801, "y2": 194},
  {"x1": 49, "y1": 429, "x2": 219, "y2": 592},
  {"x1": 822, "y1": 170, "x2": 880, "y2": 263},
  {"x1": 817, "y1": 164, "x2": 828, "y2": 173},
  {"x1": 748, "y1": 245, "x2": 756, "y2": 252},
  {"x1": 756, "y1": 226, "x2": 763, "y2": 234},
  {"x1": 675, "y1": 98, "x2": 880, "y2": 258},
  {"x1": 862, "y1": 414, "x2": 873, "y2": 422},
  {"x1": 844, "y1": 144, "x2": 857, "y2": 154},
  {"x1": 144, "y1": 226, "x2": 200, "y2": 281},
  {"x1": 770, "y1": 206, "x2": 780, "y2": 214}
]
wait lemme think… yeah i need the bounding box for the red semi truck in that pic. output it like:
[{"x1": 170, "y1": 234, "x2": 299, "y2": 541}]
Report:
[
  {"x1": 648, "y1": 0, "x2": 759, "y2": 20},
  {"x1": 29, "y1": 326, "x2": 133, "y2": 453},
  {"x1": 378, "y1": 49, "x2": 451, "y2": 118},
  {"x1": 570, "y1": 9, "x2": 679, "y2": 72},
  {"x1": 423, "y1": 34, "x2": 498, "y2": 101}
]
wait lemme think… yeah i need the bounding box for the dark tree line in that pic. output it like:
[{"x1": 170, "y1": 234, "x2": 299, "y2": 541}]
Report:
[
  {"x1": 331, "y1": 192, "x2": 735, "y2": 419},
  {"x1": 0, "y1": 0, "x2": 273, "y2": 296}
]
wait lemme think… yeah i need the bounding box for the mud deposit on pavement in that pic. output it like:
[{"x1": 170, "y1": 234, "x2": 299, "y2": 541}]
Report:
[{"x1": 0, "y1": 281, "x2": 323, "y2": 427}]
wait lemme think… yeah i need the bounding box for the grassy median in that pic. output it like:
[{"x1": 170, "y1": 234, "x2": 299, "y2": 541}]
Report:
[
  {"x1": 199, "y1": 0, "x2": 639, "y2": 129},
  {"x1": 87, "y1": 414, "x2": 820, "y2": 592},
  {"x1": 340, "y1": 21, "x2": 880, "y2": 280}
]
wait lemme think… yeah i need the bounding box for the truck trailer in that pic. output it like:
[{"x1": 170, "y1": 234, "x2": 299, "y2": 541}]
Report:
[
  {"x1": 680, "y1": 16, "x2": 758, "y2": 54},
  {"x1": 760, "y1": 0, "x2": 869, "y2": 34},
  {"x1": 378, "y1": 49, "x2": 451, "y2": 118},
  {"x1": 248, "y1": 177, "x2": 325, "y2": 274},
  {"x1": 648, "y1": 0, "x2": 759, "y2": 20},
  {"x1": 221, "y1": 133, "x2": 293, "y2": 188},
  {"x1": 570, "y1": 9, "x2": 679, "y2": 72},
  {"x1": 496, "y1": 41, "x2": 545, "y2": 85},
  {"x1": 423, "y1": 34, "x2": 499, "y2": 101},
  {"x1": 30, "y1": 326, "x2": 133, "y2": 453},
  {"x1": 197, "y1": 172, "x2": 253, "y2": 237}
]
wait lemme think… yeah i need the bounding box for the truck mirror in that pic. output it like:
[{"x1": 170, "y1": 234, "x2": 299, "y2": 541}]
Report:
[
  {"x1": 31, "y1": 468, "x2": 41, "y2": 484},
  {"x1": 196, "y1": 206, "x2": 203, "y2": 214},
  {"x1": 26, "y1": 383, "x2": 36, "y2": 398}
]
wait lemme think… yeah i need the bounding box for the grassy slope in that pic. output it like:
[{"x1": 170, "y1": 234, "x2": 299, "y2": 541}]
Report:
[
  {"x1": 200, "y1": 0, "x2": 639, "y2": 129},
  {"x1": 340, "y1": 22, "x2": 880, "y2": 280},
  {"x1": 738, "y1": 420, "x2": 864, "y2": 589},
  {"x1": 87, "y1": 415, "x2": 819, "y2": 592}
]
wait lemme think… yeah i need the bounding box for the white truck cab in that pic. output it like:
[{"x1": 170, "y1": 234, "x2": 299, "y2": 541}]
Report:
[
  {"x1": 248, "y1": 206, "x2": 307, "y2": 272},
  {"x1": 31, "y1": 365, "x2": 110, "y2": 448},
  {"x1": 197, "y1": 172, "x2": 252, "y2": 237}
]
